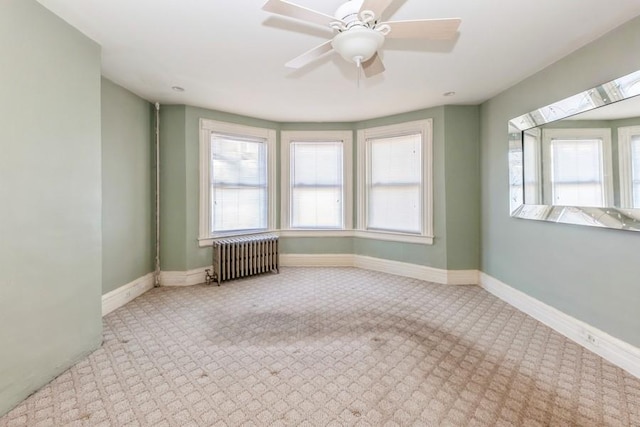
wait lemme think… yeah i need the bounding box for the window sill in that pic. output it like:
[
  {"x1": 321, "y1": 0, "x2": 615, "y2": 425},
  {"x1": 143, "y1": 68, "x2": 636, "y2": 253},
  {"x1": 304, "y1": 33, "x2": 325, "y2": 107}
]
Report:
[
  {"x1": 353, "y1": 230, "x2": 434, "y2": 245},
  {"x1": 198, "y1": 230, "x2": 276, "y2": 247},
  {"x1": 199, "y1": 229, "x2": 434, "y2": 246},
  {"x1": 279, "y1": 229, "x2": 353, "y2": 238}
]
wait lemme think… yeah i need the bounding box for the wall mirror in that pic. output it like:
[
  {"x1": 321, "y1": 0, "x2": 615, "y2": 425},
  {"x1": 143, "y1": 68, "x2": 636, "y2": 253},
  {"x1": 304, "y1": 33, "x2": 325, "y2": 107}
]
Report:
[{"x1": 509, "y1": 69, "x2": 640, "y2": 232}]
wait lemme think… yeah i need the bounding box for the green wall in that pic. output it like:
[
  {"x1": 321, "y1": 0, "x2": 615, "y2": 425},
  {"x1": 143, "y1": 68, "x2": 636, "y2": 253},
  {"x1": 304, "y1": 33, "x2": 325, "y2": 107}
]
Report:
[
  {"x1": 159, "y1": 105, "x2": 188, "y2": 271},
  {"x1": 101, "y1": 78, "x2": 154, "y2": 294},
  {"x1": 160, "y1": 104, "x2": 480, "y2": 272},
  {"x1": 443, "y1": 106, "x2": 481, "y2": 270},
  {"x1": 480, "y1": 16, "x2": 640, "y2": 346},
  {"x1": 0, "y1": 0, "x2": 103, "y2": 415}
]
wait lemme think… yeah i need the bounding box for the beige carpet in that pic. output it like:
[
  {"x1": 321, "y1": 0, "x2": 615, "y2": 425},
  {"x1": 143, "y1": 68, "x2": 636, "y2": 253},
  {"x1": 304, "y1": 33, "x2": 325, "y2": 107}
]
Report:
[{"x1": 1, "y1": 267, "x2": 639, "y2": 426}]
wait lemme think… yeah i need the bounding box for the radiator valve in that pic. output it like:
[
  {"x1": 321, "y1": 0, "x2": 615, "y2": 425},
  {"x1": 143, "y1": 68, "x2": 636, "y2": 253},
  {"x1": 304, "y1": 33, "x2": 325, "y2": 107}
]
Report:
[{"x1": 205, "y1": 269, "x2": 216, "y2": 286}]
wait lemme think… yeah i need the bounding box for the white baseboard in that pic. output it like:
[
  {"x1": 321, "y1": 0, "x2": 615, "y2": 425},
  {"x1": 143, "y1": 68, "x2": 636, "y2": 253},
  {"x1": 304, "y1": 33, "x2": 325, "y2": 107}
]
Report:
[
  {"x1": 160, "y1": 266, "x2": 212, "y2": 286},
  {"x1": 354, "y1": 255, "x2": 478, "y2": 285},
  {"x1": 158, "y1": 270, "x2": 185, "y2": 286},
  {"x1": 479, "y1": 272, "x2": 640, "y2": 380},
  {"x1": 446, "y1": 269, "x2": 481, "y2": 286},
  {"x1": 280, "y1": 253, "x2": 479, "y2": 285},
  {"x1": 102, "y1": 273, "x2": 155, "y2": 316},
  {"x1": 280, "y1": 253, "x2": 355, "y2": 267}
]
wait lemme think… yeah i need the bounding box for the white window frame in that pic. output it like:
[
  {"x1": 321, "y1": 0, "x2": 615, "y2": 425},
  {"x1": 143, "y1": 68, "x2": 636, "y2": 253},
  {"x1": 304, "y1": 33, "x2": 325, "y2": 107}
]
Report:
[
  {"x1": 618, "y1": 125, "x2": 640, "y2": 208},
  {"x1": 523, "y1": 128, "x2": 542, "y2": 204},
  {"x1": 541, "y1": 127, "x2": 613, "y2": 207},
  {"x1": 356, "y1": 119, "x2": 433, "y2": 245},
  {"x1": 198, "y1": 119, "x2": 276, "y2": 246},
  {"x1": 280, "y1": 130, "x2": 353, "y2": 236}
]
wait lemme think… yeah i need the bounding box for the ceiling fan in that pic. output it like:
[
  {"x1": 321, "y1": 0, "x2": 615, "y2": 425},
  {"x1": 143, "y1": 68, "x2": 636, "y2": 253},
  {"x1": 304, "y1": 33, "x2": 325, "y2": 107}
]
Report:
[{"x1": 263, "y1": 0, "x2": 461, "y2": 78}]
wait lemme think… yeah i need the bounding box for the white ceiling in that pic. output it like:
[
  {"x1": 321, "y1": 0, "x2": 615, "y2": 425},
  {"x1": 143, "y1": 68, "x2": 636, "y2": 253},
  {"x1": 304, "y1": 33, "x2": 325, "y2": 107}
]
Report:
[
  {"x1": 37, "y1": 0, "x2": 640, "y2": 122},
  {"x1": 572, "y1": 96, "x2": 640, "y2": 121}
]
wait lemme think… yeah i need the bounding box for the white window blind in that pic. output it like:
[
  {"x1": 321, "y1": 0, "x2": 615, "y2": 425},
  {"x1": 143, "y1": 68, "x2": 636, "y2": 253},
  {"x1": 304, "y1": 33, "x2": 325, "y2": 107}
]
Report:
[
  {"x1": 632, "y1": 135, "x2": 640, "y2": 207},
  {"x1": 523, "y1": 130, "x2": 541, "y2": 204},
  {"x1": 290, "y1": 141, "x2": 343, "y2": 229},
  {"x1": 367, "y1": 133, "x2": 422, "y2": 234},
  {"x1": 550, "y1": 138, "x2": 605, "y2": 207},
  {"x1": 210, "y1": 134, "x2": 267, "y2": 233}
]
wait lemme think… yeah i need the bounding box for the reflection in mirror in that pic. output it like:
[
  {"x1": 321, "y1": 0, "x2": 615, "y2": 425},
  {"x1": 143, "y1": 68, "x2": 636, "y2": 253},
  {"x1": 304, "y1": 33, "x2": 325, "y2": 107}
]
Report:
[
  {"x1": 508, "y1": 70, "x2": 640, "y2": 232},
  {"x1": 619, "y1": 125, "x2": 640, "y2": 208},
  {"x1": 527, "y1": 127, "x2": 613, "y2": 207}
]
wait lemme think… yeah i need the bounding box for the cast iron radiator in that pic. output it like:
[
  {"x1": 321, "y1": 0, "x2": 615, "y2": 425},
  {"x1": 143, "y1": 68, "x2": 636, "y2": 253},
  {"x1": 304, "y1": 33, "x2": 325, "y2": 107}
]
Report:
[{"x1": 205, "y1": 234, "x2": 279, "y2": 286}]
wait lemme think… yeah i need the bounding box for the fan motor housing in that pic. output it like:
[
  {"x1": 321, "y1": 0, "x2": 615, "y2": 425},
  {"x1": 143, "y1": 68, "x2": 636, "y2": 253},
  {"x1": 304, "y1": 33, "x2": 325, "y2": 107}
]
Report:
[{"x1": 334, "y1": 0, "x2": 365, "y2": 23}]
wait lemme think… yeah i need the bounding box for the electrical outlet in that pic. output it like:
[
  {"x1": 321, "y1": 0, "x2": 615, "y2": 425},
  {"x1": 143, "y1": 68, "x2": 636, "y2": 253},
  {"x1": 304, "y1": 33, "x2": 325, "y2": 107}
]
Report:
[{"x1": 585, "y1": 332, "x2": 599, "y2": 347}]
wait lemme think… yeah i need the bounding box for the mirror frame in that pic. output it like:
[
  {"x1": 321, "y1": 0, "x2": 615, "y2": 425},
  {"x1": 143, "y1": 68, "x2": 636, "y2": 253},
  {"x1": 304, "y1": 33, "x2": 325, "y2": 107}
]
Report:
[{"x1": 508, "y1": 69, "x2": 640, "y2": 232}]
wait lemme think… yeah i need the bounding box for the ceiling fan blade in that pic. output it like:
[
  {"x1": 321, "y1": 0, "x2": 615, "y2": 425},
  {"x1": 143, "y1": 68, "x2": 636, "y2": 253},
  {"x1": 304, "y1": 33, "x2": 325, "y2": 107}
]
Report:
[
  {"x1": 263, "y1": 0, "x2": 343, "y2": 28},
  {"x1": 362, "y1": 52, "x2": 385, "y2": 78},
  {"x1": 382, "y1": 18, "x2": 461, "y2": 39},
  {"x1": 285, "y1": 40, "x2": 334, "y2": 69},
  {"x1": 359, "y1": 0, "x2": 395, "y2": 20}
]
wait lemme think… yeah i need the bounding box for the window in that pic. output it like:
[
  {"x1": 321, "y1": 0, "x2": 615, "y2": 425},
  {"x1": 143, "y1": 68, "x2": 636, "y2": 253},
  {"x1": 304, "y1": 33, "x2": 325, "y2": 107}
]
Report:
[
  {"x1": 508, "y1": 126, "x2": 524, "y2": 212},
  {"x1": 281, "y1": 131, "x2": 352, "y2": 232},
  {"x1": 523, "y1": 128, "x2": 542, "y2": 204},
  {"x1": 211, "y1": 135, "x2": 266, "y2": 232},
  {"x1": 542, "y1": 128, "x2": 613, "y2": 207},
  {"x1": 199, "y1": 119, "x2": 275, "y2": 244},
  {"x1": 618, "y1": 125, "x2": 640, "y2": 208},
  {"x1": 357, "y1": 119, "x2": 433, "y2": 244},
  {"x1": 631, "y1": 136, "x2": 640, "y2": 206}
]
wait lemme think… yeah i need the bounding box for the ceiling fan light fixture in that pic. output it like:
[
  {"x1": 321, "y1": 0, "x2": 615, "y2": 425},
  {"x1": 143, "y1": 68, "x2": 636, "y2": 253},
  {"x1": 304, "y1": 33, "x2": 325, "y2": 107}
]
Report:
[
  {"x1": 262, "y1": 0, "x2": 461, "y2": 78},
  {"x1": 331, "y1": 27, "x2": 384, "y2": 65}
]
